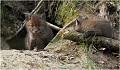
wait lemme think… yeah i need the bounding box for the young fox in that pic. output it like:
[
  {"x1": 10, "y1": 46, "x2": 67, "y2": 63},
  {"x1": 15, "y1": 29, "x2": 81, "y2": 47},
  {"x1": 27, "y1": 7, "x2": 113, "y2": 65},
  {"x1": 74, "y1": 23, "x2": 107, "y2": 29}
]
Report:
[
  {"x1": 74, "y1": 18, "x2": 113, "y2": 38},
  {"x1": 25, "y1": 14, "x2": 53, "y2": 51}
]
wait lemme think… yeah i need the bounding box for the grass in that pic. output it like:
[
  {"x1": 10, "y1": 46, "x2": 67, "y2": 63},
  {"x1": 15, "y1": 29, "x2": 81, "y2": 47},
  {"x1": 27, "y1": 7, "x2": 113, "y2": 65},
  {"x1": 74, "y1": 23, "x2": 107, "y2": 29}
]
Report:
[
  {"x1": 77, "y1": 36, "x2": 97, "y2": 69},
  {"x1": 55, "y1": 1, "x2": 79, "y2": 26}
]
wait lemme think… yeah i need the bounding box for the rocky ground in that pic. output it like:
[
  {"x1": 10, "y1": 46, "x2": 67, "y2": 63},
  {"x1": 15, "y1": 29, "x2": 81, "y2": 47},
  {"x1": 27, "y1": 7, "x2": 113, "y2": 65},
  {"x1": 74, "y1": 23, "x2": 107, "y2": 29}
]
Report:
[
  {"x1": 1, "y1": 39, "x2": 119, "y2": 70},
  {"x1": 0, "y1": 50, "x2": 92, "y2": 70},
  {"x1": 0, "y1": 39, "x2": 96, "y2": 70}
]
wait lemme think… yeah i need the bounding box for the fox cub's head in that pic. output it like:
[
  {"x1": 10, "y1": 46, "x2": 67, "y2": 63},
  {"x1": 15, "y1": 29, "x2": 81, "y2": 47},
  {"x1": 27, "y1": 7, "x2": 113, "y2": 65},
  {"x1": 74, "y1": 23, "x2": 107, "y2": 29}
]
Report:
[
  {"x1": 26, "y1": 14, "x2": 47, "y2": 38},
  {"x1": 74, "y1": 17, "x2": 88, "y2": 31}
]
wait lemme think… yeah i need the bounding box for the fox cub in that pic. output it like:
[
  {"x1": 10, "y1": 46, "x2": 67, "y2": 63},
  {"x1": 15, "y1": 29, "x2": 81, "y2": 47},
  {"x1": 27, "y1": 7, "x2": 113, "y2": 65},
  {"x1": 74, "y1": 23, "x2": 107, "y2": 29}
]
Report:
[
  {"x1": 25, "y1": 14, "x2": 53, "y2": 51},
  {"x1": 74, "y1": 18, "x2": 113, "y2": 38}
]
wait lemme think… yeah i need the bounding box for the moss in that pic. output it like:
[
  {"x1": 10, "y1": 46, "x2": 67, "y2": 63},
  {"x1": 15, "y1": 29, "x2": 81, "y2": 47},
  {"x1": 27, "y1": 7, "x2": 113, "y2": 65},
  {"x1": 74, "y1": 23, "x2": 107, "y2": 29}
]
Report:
[
  {"x1": 55, "y1": 1, "x2": 79, "y2": 26},
  {"x1": 66, "y1": 31, "x2": 79, "y2": 39},
  {"x1": 55, "y1": 1, "x2": 99, "y2": 27}
]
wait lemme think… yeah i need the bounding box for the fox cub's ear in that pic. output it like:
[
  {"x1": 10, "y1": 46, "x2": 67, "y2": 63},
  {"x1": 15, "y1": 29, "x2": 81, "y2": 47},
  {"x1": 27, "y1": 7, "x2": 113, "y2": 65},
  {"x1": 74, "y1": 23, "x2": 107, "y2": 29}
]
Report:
[
  {"x1": 75, "y1": 19, "x2": 81, "y2": 26},
  {"x1": 75, "y1": 16, "x2": 88, "y2": 26},
  {"x1": 40, "y1": 13, "x2": 46, "y2": 20},
  {"x1": 23, "y1": 13, "x2": 31, "y2": 20}
]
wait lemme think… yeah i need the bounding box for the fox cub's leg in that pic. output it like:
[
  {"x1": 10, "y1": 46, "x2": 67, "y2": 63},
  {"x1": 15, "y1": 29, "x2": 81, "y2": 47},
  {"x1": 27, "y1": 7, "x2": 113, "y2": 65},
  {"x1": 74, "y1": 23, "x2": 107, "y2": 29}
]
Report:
[
  {"x1": 84, "y1": 29, "x2": 102, "y2": 38},
  {"x1": 84, "y1": 31, "x2": 96, "y2": 38},
  {"x1": 26, "y1": 37, "x2": 35, "y2": 50},
  {"x1": 29, "y1": 40, "x2": 35, "y2": 50}
]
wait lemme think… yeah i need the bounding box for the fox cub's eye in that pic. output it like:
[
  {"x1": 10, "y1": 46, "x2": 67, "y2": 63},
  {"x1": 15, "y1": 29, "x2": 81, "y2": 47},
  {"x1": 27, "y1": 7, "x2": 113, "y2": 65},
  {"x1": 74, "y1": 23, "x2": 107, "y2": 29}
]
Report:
[
  {"x1": 39, "y1": 26, "x2": 44, "y2": 32},
  {"x1": 37, "y1": 24, "x2": 40, "y2": 27}
]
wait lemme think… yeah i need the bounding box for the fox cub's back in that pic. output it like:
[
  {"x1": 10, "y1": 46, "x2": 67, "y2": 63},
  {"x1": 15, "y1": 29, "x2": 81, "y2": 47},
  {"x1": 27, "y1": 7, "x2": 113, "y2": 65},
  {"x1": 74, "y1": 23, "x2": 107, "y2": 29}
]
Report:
[{"x1": 74, "y1": 18, "x2": 113, "y2": 38}]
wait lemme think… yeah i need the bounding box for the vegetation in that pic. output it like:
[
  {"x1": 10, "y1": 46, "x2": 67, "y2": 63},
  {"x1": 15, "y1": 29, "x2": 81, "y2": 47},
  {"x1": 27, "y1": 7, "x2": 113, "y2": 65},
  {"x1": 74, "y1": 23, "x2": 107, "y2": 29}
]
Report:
[
  {"x1": 53, "y1": 1, "x2": 98, "y2": 26},
  {"x1": 55, "y1": 1, "x2": 79, "y2": 26},
  {"x1": 1, "y1": 2, "x2": 14, "y2": 38},
  {"x1": 1, "y1": 2, "x2": 13, "y2": 25}
]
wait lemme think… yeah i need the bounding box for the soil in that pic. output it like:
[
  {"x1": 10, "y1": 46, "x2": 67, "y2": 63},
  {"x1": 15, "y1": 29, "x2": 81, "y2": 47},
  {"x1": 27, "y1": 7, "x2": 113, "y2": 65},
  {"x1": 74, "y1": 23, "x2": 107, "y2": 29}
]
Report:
[{"x1": 90, "y1": 47, "x2": 119, "y2": 69}]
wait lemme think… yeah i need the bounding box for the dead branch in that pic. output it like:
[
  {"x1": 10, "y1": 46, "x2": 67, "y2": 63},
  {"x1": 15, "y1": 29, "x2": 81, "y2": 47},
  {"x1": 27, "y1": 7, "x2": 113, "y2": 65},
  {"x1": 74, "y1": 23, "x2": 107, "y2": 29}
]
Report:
[
  {"x1": 30, "y1": 0, "x2": 44, "y2": 16},
  {"x1": 95, "y1": 0, "x2": 105, "y2": 10},
  {"x1": 50, "y1": 18, "x2": 78, "y2": 42},
  {"x1": 46, "y1": 22, "x2": 61, "y2": 30},
  {"x1": 62, "y1": 30, "x2": 120, "y2": 51}
]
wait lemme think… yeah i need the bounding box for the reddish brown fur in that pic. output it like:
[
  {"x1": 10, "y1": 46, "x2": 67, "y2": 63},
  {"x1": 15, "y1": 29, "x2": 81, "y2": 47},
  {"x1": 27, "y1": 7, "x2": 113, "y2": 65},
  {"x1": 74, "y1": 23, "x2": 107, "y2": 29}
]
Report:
[
  {"x1": 75, "y1": 18, "x2": 113, "y2": 38},
  {"x1": 25, "y1": 14, "x2": 53, "y2": 51},
  {"x1": 81, "y1": 19, "x2": 106, "y2": 27}
]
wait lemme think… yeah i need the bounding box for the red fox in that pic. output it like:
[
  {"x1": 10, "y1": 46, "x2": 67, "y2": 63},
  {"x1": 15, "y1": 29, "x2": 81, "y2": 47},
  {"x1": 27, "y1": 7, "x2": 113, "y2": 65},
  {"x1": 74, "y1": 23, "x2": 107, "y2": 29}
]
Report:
[
  {"x1": 25, "y1": 14, "x2": 53, "y2": 51},
  {"x1": 74, "y1": 18, "x2": 113, "y2": 38}
]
